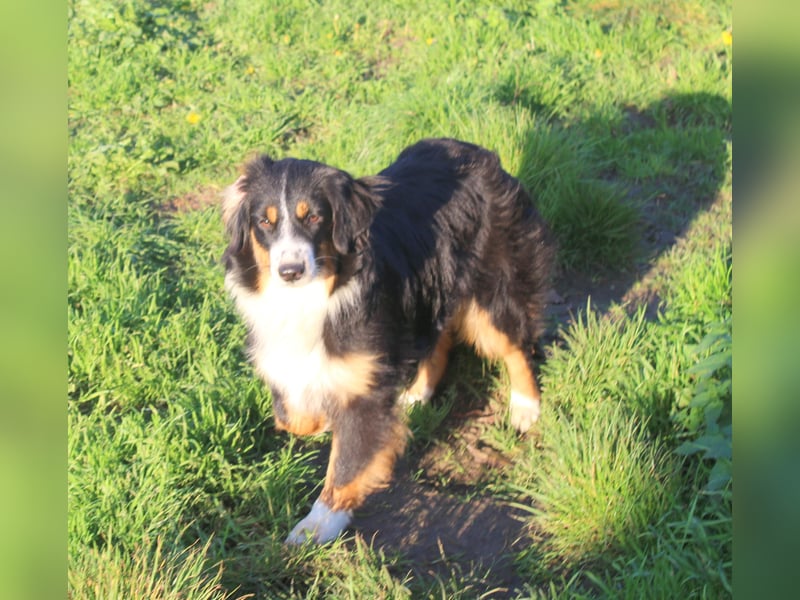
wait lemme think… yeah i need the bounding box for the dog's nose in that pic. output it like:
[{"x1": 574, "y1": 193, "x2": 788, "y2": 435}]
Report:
[{"x1": 278, "y1": 262, "x2": 305, "y2": 282}]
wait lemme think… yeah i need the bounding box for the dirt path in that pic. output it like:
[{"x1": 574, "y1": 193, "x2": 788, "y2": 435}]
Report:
[{"x1": 353, "y1": 470, "x2": 532, "y2": 597}]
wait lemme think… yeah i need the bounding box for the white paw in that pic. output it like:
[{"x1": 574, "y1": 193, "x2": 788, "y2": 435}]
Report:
[
  {"x1": 285, "y1": 499, "x2": 352, "y2": 545},
  {"x1": 509, "y1": 391, "x2": 541, "y2": 432},
  {"x1": 399, "y1": 385, "x2": 434, "y2": 407}
]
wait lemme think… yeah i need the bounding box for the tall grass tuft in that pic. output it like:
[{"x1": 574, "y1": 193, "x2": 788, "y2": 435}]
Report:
[
  {"x1": 68, "y1": 536, "x2": 241, "y2": 600},
  {"x1": 296, "y1": 538, "x2": 413, "y2": 599},
  {"x1": 540, "y1": 305, "x2": 682, "y2": 431},
  {"x1": 513, "y1": 402, "x2": 678, "y2": 575},
  {"x1": 517, "y1": 126, "x2": 638, "y2": 269}
]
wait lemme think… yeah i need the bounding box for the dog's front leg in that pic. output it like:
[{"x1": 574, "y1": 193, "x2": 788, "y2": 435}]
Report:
[
  {"x1": 285, "y1": 397, "x2": 408, "y2": 544},
  {"x1": 284, "y1": 496, "x2": 353, "y2": 545}
]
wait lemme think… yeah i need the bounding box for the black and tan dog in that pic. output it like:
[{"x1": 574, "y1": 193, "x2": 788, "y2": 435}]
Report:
[{"x1": 222, "y1": 138, "x2": 554, "y2": 543}]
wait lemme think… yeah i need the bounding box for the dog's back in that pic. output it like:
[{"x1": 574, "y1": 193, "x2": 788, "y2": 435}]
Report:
[{"x1": 366, "y1": 138, "x2": 553, "y2": 359}]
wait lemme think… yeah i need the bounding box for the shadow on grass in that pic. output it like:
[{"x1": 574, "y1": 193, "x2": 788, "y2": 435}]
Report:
[
  {"x1": 352, "y1": 470, "x2": 532, "y2": 598},
  {"x1": 529, "y1": 92, "x2": 731, "y2": 322}
]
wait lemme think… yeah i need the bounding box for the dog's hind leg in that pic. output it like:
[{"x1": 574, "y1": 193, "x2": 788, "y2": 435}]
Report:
[
  {"x1": 285, "y1": 399, "x2": 408, "y2": 544},
  {"x1": 455, "y1": 299, "x2": 541, "y2": 432},
  {"x1": 501, "y1": 346, "x2": 542, "y2": 432},
  {"x1": 399, "y1": 329, "x2": 453, "y2": 406}
]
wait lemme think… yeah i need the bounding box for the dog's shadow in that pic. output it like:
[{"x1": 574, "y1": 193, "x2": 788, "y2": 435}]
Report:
[
  {"x1": 536, "y1": 91, "x2": 732, "y2": 322},
  {"x1": 351, "y1": 467, "x2": 531, "y2": 596}
]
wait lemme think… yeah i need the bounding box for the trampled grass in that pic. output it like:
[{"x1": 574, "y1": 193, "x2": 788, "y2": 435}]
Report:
[{"x1": 69, "y1": 0, "x2": 732, "y2": 597}]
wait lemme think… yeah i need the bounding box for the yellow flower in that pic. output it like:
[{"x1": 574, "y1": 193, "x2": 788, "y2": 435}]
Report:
[
  {"x1": 426, "y1": 37, "x2": 435, "y2": 45},
  {"x1": 186, "y1": 111, "x2": 201, "y2": 125},
  {"x1": 282, "y1": 34, "x2": 291, "y2": 44},
  {"x1": 594, "y1": 48, "x2": 603, "y2": 59},
  {"x1": 245, "y1": 65, "x2": 255, "y2": 75},
  {"x1": 721, "y1": 31, "x2": 732, "y2": 46}
]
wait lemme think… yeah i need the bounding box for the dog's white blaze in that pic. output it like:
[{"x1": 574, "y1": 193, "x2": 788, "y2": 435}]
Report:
[
  {"x1": 278, "y1": 168, "x2": 290, "y2": 216},
  {"x1": 285, "y1": 498, "x2": 352, "y2": 545},
  {"x1": 267, "y1": 172, "x2": 318, "y2": 285},
  {"x1": 226, "y1": 274, "x2": 362, "y2": 417}
]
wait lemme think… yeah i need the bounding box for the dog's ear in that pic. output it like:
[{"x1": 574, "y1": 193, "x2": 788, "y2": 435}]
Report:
[
  {"x1": 221, "y1": 174, "x2": 250, "y2": 254},
  {"x1": 221, "y1": 154, "x2": 276, "y2": 253},
  {"x1": 325, "y1": 170, "x2": 379, "y2": 255}
]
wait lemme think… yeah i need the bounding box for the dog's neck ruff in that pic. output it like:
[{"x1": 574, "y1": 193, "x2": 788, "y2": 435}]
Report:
[{"x1": 226, "y1": 272, "x2": 362, "y2": 414}]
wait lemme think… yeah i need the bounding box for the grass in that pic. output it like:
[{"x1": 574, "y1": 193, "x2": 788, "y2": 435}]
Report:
[
  {"x1": 515, "y1": 401, "x2": 680, "y2": 560},
  {"x1": 67, "y1": 536, "x2": 235, "y2": 600},
  {"x1": 69, "y1": 0, "x2": 732, "y2": 597}
]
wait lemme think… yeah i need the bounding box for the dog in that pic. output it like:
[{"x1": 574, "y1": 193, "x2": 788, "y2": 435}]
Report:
[{"x1": 221, "y1": 138, "x2": 554, "y2": 544}]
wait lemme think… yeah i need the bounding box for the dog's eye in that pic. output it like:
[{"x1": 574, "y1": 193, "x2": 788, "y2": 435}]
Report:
[
  {"x1": 259, "y1": 207, "x2": 279, "y2": 229},
  {"x1": 306, "y1": 214, "x2": 322, "y2": 225}
]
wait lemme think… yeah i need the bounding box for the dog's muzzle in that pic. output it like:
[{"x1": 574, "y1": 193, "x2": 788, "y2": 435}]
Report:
[{"x1": 272, "y1": 240, "x2": 315, "y2": 285}]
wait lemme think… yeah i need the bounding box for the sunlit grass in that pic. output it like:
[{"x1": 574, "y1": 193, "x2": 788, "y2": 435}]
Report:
[{"x1": 68, "y1": 536, "x2": 238, "y2": 600}]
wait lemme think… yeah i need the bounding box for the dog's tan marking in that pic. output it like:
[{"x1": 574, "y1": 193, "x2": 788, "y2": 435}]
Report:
[
  {"x1": 319, "y1": 240, "x2": 338, "y2": 295},
  {"x1": 295, "y1": 200, "x2": 310, "y2": 220},
  {"x1": 326, "y1": 352, "x2": 381, "y2": 404},
  {"x1": 321, "y1": 419, "x2": 409, "y2": 511},
  {"x1": 503, "y1": 348, "x2": 541, "y2": 402},
  {"x1": 454, "y1": 299, "x2": 541, "y2": 420},
  {"x1": 266, "y1": 205, "x2": 279, "y2": 224},
  {"x1": 249, "y1": 230, "x2": 271, "y2": 291},
  {"x1": 322, "y1": 272, "x2": 337, "y2": 296},
  {"x1": 322, "y1": 272, "x2": 338, "y2": 297},
  {"x1": 454, "y1": 300, "x2": 513, "y2": 358},
  {"x1": 274, "y1": 411, "x2": 328, "y2": 437},
  {"x1": 405, "y1": 329, "x2": 453, "y2": 399}
]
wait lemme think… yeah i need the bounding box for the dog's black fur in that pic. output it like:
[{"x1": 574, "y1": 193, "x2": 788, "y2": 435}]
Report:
[{"x1": 222, "y1": 138, "x2": 554, "y2": 543}]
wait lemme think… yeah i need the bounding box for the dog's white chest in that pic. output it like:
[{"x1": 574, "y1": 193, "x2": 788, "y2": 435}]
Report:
[
  {"x1": 254, "y1": 338, "x2": 329, "y2": 409},
  {"x1": 228, "y1": 277, "x2": 334, "y2": 412}
]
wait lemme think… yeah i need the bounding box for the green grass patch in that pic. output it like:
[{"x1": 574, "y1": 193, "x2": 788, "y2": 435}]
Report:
[
  {"x1": 69, "y1": 0, "x2": 732, "y2": 596},
  {"x1": 68, "y1": 536, "x2": 237, "y2": 600},
  {"x1": 514, "y1": 402, "x2": 679, "y2": 572}
]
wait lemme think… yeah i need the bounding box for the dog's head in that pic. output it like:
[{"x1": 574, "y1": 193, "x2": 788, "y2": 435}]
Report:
[{"x1": 222, "y1": 155, "x2": 377, "y2": 292}]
